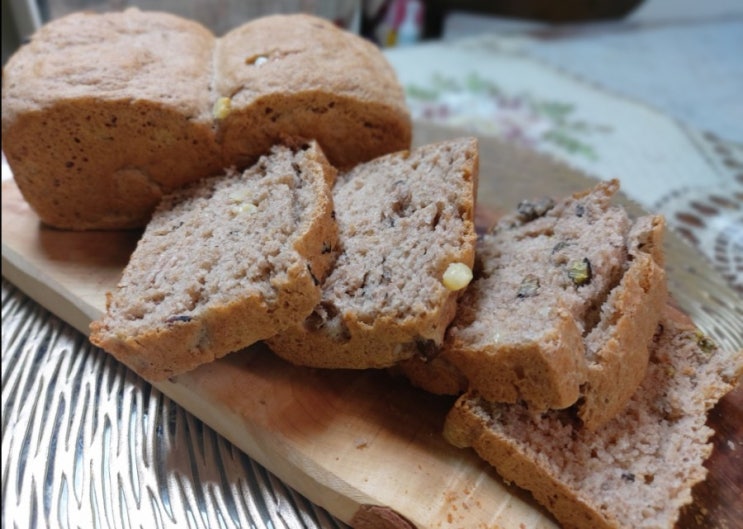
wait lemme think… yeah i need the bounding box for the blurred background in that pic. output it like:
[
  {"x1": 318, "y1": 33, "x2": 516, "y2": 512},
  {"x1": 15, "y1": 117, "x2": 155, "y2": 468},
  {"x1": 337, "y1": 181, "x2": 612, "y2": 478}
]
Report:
[{"x1": 4, "y1": 0, "x2": 715, "y2": 63}]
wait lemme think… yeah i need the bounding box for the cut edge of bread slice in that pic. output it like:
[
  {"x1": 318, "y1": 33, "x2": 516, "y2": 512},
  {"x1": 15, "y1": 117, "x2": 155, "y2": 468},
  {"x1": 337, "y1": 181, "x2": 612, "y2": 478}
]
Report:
[
  {"x1": 398, "y1": 181, "x2": 668, "y2": 430},
  {"x1": 443, "y1": 304, "x2": 743, "y2": 529},
  {"x1": 89, "y1": 139, "x2": 338, "y2": 381},
  {"x1": 266, "y1": 137, "x2": 479, "y2": 369}
]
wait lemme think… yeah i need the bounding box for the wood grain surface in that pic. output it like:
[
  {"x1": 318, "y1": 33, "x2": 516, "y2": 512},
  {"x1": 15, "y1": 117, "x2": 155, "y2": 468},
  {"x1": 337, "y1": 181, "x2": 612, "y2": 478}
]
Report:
[{"x1": 2, "y1": 123, "x2": 741, "y2": 529}]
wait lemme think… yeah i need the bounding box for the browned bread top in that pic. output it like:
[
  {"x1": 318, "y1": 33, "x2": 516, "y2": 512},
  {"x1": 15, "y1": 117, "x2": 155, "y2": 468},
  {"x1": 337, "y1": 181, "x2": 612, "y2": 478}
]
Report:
[
  {"x1": 216, "y1": 14, "x2": 411, "y2": 170},
  {"x1": 89, "y1": 140, "x2": 338, "y2": 381},
  {"x1": 2, "y1": 9, "x2": 216, "y2": 123},
  {"x1": 1, "y1": 9, "x2": 411, "y2": 230}
]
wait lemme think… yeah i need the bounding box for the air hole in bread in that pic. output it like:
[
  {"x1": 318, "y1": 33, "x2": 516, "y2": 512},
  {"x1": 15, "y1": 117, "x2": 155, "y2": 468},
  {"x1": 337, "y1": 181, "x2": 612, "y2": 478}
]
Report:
[{"x1": 415, "y1": 339, "x2": 439, "y2": 361}]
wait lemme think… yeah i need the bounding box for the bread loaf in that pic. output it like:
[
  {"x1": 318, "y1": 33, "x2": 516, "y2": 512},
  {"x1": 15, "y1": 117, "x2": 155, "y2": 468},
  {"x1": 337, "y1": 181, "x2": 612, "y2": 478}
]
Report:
[
  {"x1": 89, "y1": 140, "x2": 338, "y2": 381},
  {"x1": 266, "y1": 137, "x2": 479, "y2": 368},
  {"x1": 399, "y1": 180, "x2": 667, "y2": 430},
  {"x1": 1, "y1": 9, "x2": 411, "y2": 230},
  {"x1": 444, "y1": 305, "x2": 743, "y2": 529},
  {"x1": 216, "y1": 14, "x2": 411, "y2": 171}
]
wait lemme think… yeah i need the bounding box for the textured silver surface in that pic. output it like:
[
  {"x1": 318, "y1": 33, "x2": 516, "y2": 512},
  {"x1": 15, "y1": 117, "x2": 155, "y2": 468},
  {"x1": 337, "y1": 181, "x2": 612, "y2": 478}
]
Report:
[{"x1": 1, "y1": 279, "x2": 348, "y2": 529}]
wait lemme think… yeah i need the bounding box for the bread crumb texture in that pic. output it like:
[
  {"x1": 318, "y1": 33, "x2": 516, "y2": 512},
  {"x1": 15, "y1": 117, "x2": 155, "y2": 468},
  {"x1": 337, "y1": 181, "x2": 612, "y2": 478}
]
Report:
[
  {"x1": 266, "y1": 137, "x2": 478, "y2": 368},
  {"x1": 444, "y1": 305, "x2": 743, "y2": 529},
  {"x1": 443, "y1": 180, "x2": 667, "y2": 423},
  {"x1": 89, "y1": 141, "x2": 338, "y2": 380}
]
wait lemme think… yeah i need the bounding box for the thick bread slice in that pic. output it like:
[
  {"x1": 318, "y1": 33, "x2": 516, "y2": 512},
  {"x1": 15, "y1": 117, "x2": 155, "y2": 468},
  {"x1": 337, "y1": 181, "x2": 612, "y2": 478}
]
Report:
[
  {"x1": 444, "y1": 305, "x2": 743, "y2": 529},
  {"x1": 398, "y1": 203, "x2": 666, "y2": 430},
  {"x1": 266, "y1": 138, "x2": 479, "y2": 369},
  {"x1": 216, "y1": 14, "x2": 411, "y2": 171},
  {"x1": 442, "y1": 181, "x2": 666, "y2": 419},
  {"x1": 1, "y1": 9, "x2": 411, "y2": 230},
  {"x1": 89, "y1": 141, "x2": 338, "y2": 381},
  {"x1": 578, "y1": 214, "x2": 667, "y2": 428}
]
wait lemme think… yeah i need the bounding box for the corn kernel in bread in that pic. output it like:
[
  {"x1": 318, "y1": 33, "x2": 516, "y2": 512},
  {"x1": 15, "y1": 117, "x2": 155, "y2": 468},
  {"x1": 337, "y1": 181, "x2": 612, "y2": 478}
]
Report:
[
  {"x1": 266, "y1": 138, "x2": 479, "y2": 369},
  {"x1": 89, "y1": 141, "x2": 337, "y2": 381}
]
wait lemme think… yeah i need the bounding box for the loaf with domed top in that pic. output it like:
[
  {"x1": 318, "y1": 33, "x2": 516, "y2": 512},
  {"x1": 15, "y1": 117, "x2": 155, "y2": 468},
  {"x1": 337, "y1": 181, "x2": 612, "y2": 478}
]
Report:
[{"x1": 1, "y1": 8, "x2": 411, "y2": 229}]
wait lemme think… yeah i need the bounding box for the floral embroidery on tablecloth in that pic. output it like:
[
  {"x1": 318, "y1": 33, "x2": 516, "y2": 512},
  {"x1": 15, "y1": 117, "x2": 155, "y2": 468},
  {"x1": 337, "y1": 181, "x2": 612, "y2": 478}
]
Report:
[{"x1": 405, "y1": 72, "x2": 612, "y2": 160}]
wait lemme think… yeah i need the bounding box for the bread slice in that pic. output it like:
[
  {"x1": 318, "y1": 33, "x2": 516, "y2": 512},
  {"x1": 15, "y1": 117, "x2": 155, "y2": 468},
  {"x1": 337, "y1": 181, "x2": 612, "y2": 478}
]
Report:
[
  {"x1": 265, "y1": 138, "x2": 479, "y2": 369},
  {"x1": 89, "y1": 140, "x2": 338, "y2": 381},
  {"x1": 407, "y1": 181, "x2": 666, "y2": 428},
  {"x1": 2, "y1": 9, "x2": 411, "y2": 230},
  {"x1": 444, "y1": 305, "x2": 743, "y2": 529}
]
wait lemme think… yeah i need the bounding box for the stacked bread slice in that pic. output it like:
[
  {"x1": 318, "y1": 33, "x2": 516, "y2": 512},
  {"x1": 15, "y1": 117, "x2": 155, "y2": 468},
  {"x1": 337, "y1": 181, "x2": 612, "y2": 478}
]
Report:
[
  {"x1": 266, "y1": 137, "x2": 479, "y2": 368},
  {"x1": 399, "y1": 180, "x2": 668, "y2": 431},
  {"x1": 444, "y1": 305, "x2": 741, "y2": 529}
]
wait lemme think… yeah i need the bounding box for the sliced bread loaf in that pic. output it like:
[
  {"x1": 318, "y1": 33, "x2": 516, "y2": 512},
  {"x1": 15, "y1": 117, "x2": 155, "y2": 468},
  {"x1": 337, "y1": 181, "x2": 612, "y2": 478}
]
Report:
[
  {"x1": 443, "y1": 305, "x2": 743, "y2": 529},
  {"x1": 89, "y1": 140, "x2": 338, "y2": 381},
  {"x1": 1, "y1": 9, "x2": 411, "y2": 230},
  {"x1": 265, "y1": 137, "x2": 479, "y2": 369},
  {"x1": 398, "y1": 181, "x2": 667, "y2": 430}
]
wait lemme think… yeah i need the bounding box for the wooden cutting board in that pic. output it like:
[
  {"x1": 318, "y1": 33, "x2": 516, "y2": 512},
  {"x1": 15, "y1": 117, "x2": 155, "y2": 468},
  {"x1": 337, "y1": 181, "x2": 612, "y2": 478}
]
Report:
[{"x1": 2, "y1": 123, "x2": 741, "y2": 529}]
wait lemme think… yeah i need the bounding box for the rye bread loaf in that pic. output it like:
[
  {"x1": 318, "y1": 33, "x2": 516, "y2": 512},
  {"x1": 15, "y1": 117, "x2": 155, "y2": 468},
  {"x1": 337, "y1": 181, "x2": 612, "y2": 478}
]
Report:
[
  {"x1": 2, "y1": 9, "x2": 221, "y2": 230},
  {"x1": 1, "y1": 8, "x2": 411, "y2": 230},
  {"x1": 443, "y1": 305, "x2": 743, "y2": 529},
  {"x1": 89, "y1": 140, "x2": 338, "y2": 381},
  {"x1": 399, "y1": 180, "x2": 667, "y2": 430},
  {"x1": 265, "y1": 137, "x2": 479, "y2": 369}
]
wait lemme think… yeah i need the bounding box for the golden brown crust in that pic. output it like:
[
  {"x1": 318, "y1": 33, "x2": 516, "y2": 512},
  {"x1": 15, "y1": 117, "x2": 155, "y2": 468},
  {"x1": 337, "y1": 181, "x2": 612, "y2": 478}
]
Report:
[
  {"x1": 1, "y1": 10, "x2": 411, "y2": 230},
  {"x1": 578, "y1": 256, "x2": 667, "y2": 429},
  {"x1": 269, "y1": 294, "x2": 464, "y2": 369},
  {"x1": 216, "y1": 14, "x2": 411, "y2": 171},
  {"x1": 578, "y1": 214, "x2": 667, "y2": 430},
  {"x1": 4, "y1": 99, "x2": 224, "y2": 229},
  {"x1": 448, "y1": 308, "x2": 588, "y2": 409}
]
